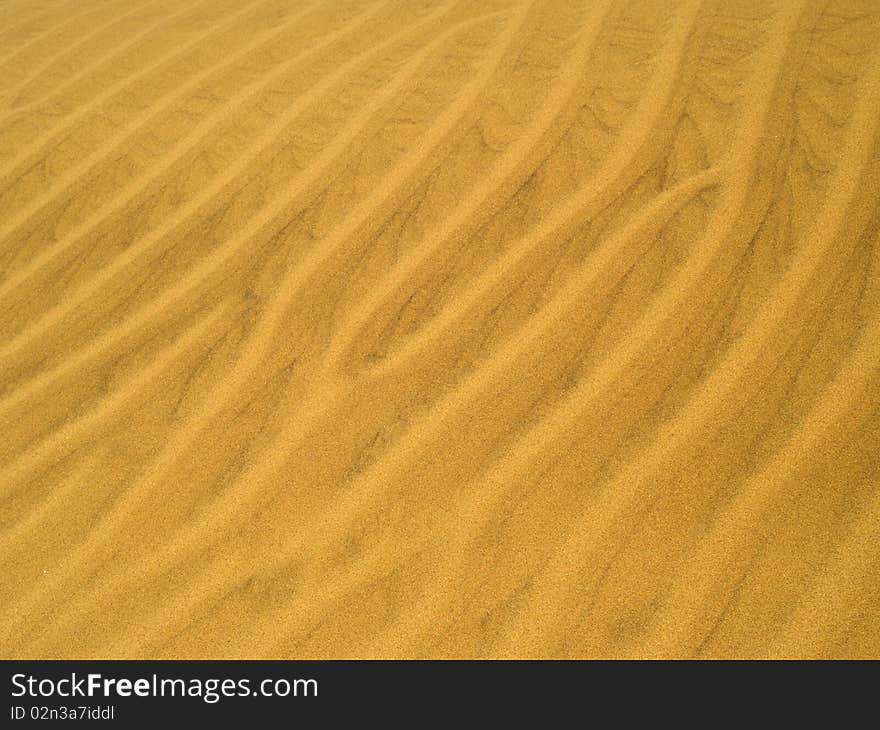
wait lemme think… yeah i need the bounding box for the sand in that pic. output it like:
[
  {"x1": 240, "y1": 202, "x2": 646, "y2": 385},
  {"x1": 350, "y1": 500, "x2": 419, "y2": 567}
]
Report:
[{"x1": 0, "y1": 0, "x2": 878, "y2": 660}]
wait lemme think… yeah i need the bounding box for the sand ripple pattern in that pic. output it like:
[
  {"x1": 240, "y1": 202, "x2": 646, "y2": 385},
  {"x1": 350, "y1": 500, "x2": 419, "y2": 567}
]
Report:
[{"x1": 0, "y1": 0, "x2": 878, "y2": 659}]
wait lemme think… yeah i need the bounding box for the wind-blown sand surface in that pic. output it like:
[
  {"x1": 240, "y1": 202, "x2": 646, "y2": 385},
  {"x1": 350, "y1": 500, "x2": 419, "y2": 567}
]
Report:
[{"x1": 0, "y1": 0, "x2": 878, "y2": 659}]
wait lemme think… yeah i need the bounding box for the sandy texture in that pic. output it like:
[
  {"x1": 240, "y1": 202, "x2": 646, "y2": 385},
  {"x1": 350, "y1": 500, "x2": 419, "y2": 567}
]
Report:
[{"x1": 0, "y1": 0, "x2": 878, "y2": 659}]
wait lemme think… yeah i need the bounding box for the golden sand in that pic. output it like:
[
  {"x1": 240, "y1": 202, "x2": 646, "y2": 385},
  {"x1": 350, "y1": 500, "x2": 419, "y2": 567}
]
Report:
[{"x1": 0, "y1": 0, "x2": 878, "y2": 659}]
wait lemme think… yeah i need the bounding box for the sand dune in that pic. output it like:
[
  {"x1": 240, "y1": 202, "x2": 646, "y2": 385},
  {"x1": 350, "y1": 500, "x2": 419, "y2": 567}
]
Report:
[{"x1": 0, "y1": 0, "x2": 878, "y2": 659}]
